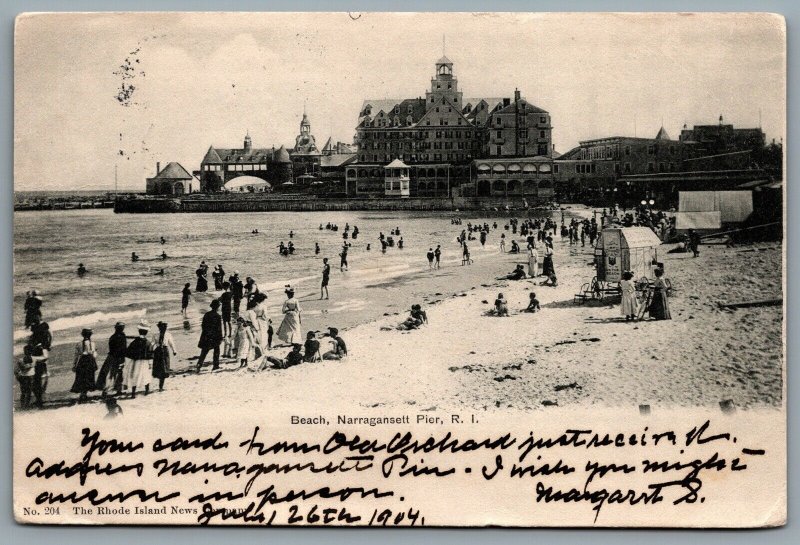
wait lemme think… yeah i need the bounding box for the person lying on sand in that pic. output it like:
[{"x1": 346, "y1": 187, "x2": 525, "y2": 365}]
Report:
[
  {"x1": 499, "y1": 264, "x2": 527, "y2": 281},
  {"x1": 397, "y1": 304, "x2": 428, "y2": 330},
  {"x1": 262, "y1": 343, "x2": 304, "y2": 370},
  {"x1": 522, "y1": 292, "x2": 541, "y2": 313}
]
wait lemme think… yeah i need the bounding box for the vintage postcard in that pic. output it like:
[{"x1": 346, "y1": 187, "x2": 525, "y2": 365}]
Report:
[{"x1": 13, "y1": 12, "x2": 786, "y2": 527}]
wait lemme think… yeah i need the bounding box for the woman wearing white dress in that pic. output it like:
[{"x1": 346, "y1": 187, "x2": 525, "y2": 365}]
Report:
[
  {"x1": 123, "y1": 320, "x2": 155, "y2": 398},
  {"x1": 619, "y1": 271, "x2": 638, "y2": 321},
  {"x1": 527, "y1": 243, "x2": 539, "y2": 278},
  {"x1": 276, "y1": 288, "x2": 302, "y2": 345}
]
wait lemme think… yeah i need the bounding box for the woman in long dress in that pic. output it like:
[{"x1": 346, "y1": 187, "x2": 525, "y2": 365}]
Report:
[
  {"x1": 619, "y1": 271, "x2": 638, "y2": 321},
  {"x1": 648, "y1": 268, "x2": 672, "y2": 320},
  {"x1": 276, "y1": 288, "x2": 302, "y2": 345},
  {"x1": 124, "y1": 320, "x2": 155, "y2": 398},
  {"x1": 246, "y1": 293, "x2": 269, "y2": 345},
  {"x1": 527, "y1": 243, "x2": 539, "y2": 278},
  {"x1": 151, "y1": 321, "x2": 177, "y2": 391},
  {"x1": 195, "y1": 265, "x2": 208, "y2": 292},
  {"x1": 542, "y1": 241, "x2": 555, "y2": 278},
  {"x1": 70, "y1": 328, "x2": 97, "y2": 403}
]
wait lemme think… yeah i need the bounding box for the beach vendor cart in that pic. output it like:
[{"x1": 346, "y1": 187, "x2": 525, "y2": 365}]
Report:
[{"x1": 574, "y1": 226, "x2": 663, "y2": 304}]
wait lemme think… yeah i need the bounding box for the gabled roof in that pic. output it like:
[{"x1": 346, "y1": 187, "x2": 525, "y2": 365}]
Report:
[
  {"x1": 654, "y1": 126, "x2": 671, "y2": 140},
  {"x1": 321, "y1": 137, "x2": 333, "y2": 153},
  {"x1": 153, "y1": 162, "x2": 192, "y2": 180},
  {"x1": 321, "y1": 153, "x2": 357, "y2": 168},
  {"x1": 204, "y1": 147, "x2": 275, "y2": 163},
  {"x1": 385, "y1": 158, "x2": 409, "y2": 168},
  {"x1": 202, "y1": 146, "x2": 222, "y2": 163},
  {"x1": 358, "y1": 98, "x2": 428, "y2": 128},
  {"x1": 492, "y1": 97, "x2": 548, "y2": 115},
  {"x1": 437, "y1": 55, "x2": 453, "y2": 65}
]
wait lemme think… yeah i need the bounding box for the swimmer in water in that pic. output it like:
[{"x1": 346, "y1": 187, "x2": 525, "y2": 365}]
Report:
[
  {"x1": 160, "y1": 251, "x2": 168, "y2": 260},
  {"x1": 154, "y1": 268, "x2": 165, "y2": 276},
  {"x1": 131, "y1": 252, "x2": 139, "y2": 262},
  {"x1": 77, "y1": 263, "x2": 87, "y2": 276},
  {"x1": 160, "y1": 237, "x2": 166, "y2": 245},
  {"x1": 315, "y1": 242, "x2": 320, "y2": 255}
]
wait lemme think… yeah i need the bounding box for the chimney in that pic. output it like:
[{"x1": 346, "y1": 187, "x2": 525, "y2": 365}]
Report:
[
  {"x1": 514, "y1": 88, "x2": 521, "y2": 102},
  {"x1": 156, "y1": 161, "x2": 160, "y2": 174},
  {"x1": 503, "y1": 98, "x2": 511, "y2": 107}
]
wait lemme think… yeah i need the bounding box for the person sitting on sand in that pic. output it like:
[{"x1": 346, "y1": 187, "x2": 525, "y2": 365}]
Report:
[
  {"x1": 522, "y1": 292, "x2": 541, "y2": 313},
  {"x1": 494, "y1": 293, "x2": 509, "y2": 316},
  {"x1": 539, "y1": 273, "x2": 558, "y2": 287},
  {"x1": 304, "y1": 331, "x2": 322, "y2": 362},
  {"x1": 500, "y1": 264, "x2": 527, "y2": 281},
  {"x1": 263, "y1": 343, "x2": 304, "y2": 370},
  {"x1": 510, "y1": 240, "x2": 520, "y2": 254},
  {"x1": 397, "y1": 304, "x2": 428, "y2": 330},
  {"x1": 322, "y1": 327, "x2": 347, "y2": 360}
]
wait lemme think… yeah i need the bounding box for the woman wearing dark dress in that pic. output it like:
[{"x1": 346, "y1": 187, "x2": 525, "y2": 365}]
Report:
[
  {"x1": 71, "y1": 328, "x2": 97, "y2": 403},
  {"x1": 152, "y1": 321, "x2": 177, "y2": 391},
  {"x1": 648, "y1": 268, "x2": 672, "y2": 320},
  {"x1": 196, "y1": 265, "x2": 208, "y2": 292}
]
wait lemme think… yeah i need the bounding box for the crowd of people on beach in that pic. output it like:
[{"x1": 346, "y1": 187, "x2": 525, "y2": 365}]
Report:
[{"x1": 17, "y1": 207, "x2": 682, "y2": 411}]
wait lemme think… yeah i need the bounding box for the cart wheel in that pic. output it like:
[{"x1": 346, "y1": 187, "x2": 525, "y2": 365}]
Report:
[{"x1": 591, "y1": 277, "x2": 602, "y2": 298}]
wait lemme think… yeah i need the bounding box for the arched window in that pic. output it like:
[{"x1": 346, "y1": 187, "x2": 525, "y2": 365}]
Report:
[
  {"x1": 492, "y1": 180, "x2": 506, "y2": 193},
  {"x1": 507, "y1": 180, "x2": 521, "y2": 194}
]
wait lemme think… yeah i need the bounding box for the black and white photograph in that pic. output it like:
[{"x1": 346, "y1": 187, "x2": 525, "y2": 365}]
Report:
[{"x1": 12, "y1": 12, "x2": 786, "y2": 528}]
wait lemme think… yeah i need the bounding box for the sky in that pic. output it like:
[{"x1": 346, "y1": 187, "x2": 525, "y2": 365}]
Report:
[{"x1": 14, "y1": 12, "x2": 786, "y2": 191}]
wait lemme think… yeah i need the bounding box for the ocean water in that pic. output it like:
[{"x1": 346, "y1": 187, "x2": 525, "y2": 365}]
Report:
[{"x1": 14, "y1": 208, "x2": 567, "y2": 351}]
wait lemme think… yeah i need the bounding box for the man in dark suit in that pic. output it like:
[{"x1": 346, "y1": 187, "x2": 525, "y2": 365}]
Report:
[{"x1": 196, "y1": 299, "x2": 223, "y2": 372}]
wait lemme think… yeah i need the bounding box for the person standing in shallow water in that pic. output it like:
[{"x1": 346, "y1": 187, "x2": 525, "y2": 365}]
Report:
[
  {"x1": 427, "y1": 248, "x2": 435, "y2": 270},
  {"x1": 181, "y1": 283, "x2": 191, "y2": 317},
  {"x1": 320, "y1": 258, "x2": 330, "y2": 300},
  {"x1": 195, "y1": 263, "x2": 208, "y2": 292},
  {"x1": 71, "y1": 328, "x2": 98, "y2": 403}
]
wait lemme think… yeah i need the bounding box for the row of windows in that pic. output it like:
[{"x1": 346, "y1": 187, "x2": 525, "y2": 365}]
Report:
[
  {"x1": 226, "y1": 164, "x2": 268, "y2": 172},
  {"x1": 358, "y1": 152, "x2": 473, "y2": 163},
  {"x1": 366, "y1": 140, "x2": 480, "y2": 151},
  {"x1": 365, "y1": 130, "x2": 476, "y2": 140},
  {"x1": 493, "y1": 129, "x2": 548, "y2": 139}
]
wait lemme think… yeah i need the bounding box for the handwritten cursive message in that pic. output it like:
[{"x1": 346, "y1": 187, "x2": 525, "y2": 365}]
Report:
[{"x1": 16, "y1": 418, "x2": 773, "y2": 526}]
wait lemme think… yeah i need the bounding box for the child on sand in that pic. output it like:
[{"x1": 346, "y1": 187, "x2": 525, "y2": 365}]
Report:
[
  {"x1": 494, "y1": 293, "x2": 509, "y2": 316},
  {"x1": 523, "y1": 292, "x2": 541, "y2": 313}
]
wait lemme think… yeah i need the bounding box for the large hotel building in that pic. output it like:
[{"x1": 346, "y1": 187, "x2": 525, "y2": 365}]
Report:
[{"x1": 347, "y1": 55, "x2": 556, "y2": 198}]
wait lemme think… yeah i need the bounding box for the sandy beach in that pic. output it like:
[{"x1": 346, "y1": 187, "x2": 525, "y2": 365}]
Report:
[{"x1": 15, "y1": 228, "x2": 783, "y2": 421}]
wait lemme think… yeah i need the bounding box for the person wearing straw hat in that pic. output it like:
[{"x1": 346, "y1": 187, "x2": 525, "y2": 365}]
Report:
[
  {"x1": 124, "y1": 320, "x2": 155, "y2": 398},
  {"x1": 71, "y1": 328, "x2": 98, "y2": 403},
  {"x1": 196, "y1": 299, "x2": 223, "y2": 372}
]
